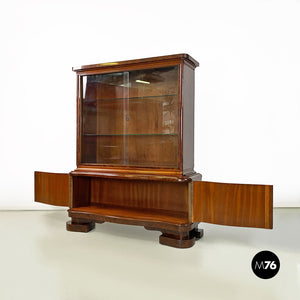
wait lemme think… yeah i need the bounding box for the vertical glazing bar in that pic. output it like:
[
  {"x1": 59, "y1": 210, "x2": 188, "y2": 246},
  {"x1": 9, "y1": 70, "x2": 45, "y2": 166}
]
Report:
[
  {"x1": 123, "y1": 71, "x2": 130, "y2": 165},
  {"x1": 77, "y1": 75, "x2": 82, "y2": 165}
]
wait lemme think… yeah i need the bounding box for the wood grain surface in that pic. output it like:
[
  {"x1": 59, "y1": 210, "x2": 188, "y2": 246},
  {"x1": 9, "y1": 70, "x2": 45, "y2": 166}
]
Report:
[
  {"x1": 193, "y1": 181, "x2": 273, "y2": 228},
  {"x1": 34, "y1": 172, "x2": 70, "y2": 207},
  {"x1": 71, "y1": 176, "x2": 189, "y2": 213}
]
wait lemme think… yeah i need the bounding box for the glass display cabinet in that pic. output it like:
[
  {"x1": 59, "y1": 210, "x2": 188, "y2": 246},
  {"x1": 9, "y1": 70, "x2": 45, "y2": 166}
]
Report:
[
  {"x1": 81, "y1": 66, "x2": 179, "y2": 167},
  {"x1": 35, "y1": 54, "x2": 273, "y2": 248}
]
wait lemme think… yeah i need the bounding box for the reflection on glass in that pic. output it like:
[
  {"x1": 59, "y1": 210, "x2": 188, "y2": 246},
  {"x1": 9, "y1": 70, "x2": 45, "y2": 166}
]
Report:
[{"x1": 81, "y1": 66, "x2": 179, "y2": 167}]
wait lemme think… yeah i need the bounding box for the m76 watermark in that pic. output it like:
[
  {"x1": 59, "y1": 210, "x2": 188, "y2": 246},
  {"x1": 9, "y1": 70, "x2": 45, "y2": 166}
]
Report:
[{"x1": 252, "y1": 251, "x2": 280, "y2": 279}]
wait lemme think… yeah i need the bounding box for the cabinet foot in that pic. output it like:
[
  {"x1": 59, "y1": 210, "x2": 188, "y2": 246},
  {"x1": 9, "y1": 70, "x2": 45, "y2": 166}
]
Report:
[
  {"x1": 66, "y1": 218, "x2": 95, "y2": 232},
  {"x1": 145, "y1": 223, "x2": 203, "y2": 248},
  {"x1": 159, "y1": 233, "x2": 196, "y2": 248}
]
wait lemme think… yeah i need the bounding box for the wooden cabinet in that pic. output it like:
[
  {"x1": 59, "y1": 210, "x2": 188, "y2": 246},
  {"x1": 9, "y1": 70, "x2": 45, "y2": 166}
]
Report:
[{"x1": 35, "y1": 54, "x2": 273, "y2": 248}]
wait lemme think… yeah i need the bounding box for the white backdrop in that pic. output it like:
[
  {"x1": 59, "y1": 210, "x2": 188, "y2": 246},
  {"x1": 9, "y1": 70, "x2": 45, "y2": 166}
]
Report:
[{"x1": 0, "y1": 0, "x2": 299, "y2": 209}]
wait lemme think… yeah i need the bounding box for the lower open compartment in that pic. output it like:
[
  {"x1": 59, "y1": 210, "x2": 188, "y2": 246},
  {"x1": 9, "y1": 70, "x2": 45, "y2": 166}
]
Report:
[
  {"x1": 68, "y1": 175, "x2": 202, "y2": 248},
  {"x1": 71, "y1": 176, "x2": 190, "y2": 225}
]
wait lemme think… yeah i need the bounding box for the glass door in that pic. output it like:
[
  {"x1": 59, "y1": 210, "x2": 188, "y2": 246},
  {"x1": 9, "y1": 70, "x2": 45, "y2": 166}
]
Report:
[{"x1": 80, "y1": 65, "x2": 179, "y2": 168}]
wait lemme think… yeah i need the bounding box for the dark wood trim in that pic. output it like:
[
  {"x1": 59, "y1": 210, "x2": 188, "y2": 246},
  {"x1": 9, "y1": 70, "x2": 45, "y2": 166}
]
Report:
[
  {"x1": 178, "y1": 62, "x2": 183, "y2": 171},
  {"x1": 72, "y1": 54, "x2": 199, "y2": 72},
  {"x1": 76, "y1": 75, "x2": 81, "y2": 166},
  {"x1": 72, "y1": 60, "x2": 182, "y2": 76},
  {"x1": 75, "y1": 164, "x2": 182, "y2": 173}
]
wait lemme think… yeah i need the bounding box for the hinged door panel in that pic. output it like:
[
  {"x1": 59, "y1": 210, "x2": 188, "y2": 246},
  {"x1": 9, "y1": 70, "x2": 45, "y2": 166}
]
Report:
[
  {"x1": 35, "y1": 171, "x2": 70, "y2": 207},
  {"x1": 193, "y1": 181, "x2": 273, "y2": 229}
]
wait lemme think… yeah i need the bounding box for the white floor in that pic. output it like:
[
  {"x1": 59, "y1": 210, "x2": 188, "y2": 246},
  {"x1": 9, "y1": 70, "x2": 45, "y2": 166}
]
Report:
[{"x1": 0, "y1": 208, "x2": 299, "y2": 300}]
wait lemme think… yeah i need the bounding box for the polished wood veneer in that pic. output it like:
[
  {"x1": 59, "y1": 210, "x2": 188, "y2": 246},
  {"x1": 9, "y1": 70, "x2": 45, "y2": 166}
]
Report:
[
  {"x1": 34, "y1": 54, "x2": 273, "y2": 248},
  {"x1": 35, "y1": 172, "x2": 70, "y2": 207},
  {"x1": 193, "y1": 181, "x2": 273, "y2": 228},
  {"x1": 70, "y1": 204, "x2": 188, "y2": 225}
]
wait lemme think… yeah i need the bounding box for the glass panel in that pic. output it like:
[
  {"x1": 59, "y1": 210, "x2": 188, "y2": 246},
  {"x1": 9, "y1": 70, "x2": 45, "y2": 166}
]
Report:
[{"x1": 81, "y1": 66, "x2": 179, "y2": 168}]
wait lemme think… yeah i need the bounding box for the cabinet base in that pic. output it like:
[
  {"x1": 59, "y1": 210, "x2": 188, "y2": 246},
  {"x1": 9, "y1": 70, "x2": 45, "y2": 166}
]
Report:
[{"x1": 67, "y1": 211, "x2": 203, "y2": 248}]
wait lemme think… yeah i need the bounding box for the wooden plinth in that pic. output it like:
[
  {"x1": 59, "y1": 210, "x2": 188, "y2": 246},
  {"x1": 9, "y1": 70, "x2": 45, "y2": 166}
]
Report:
[{"x1": 67, "y1": 208, "x2": 203, "y2": 248}]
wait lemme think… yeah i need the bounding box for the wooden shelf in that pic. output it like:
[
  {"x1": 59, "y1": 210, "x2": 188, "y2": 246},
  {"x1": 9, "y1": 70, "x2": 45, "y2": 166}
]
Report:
[
  {"x1": 70, "y1": 204, "x2": 188, "y2": 225},
  {"x1": 83, "y1": 133, "x2": 178, "y2": 136},
  {"x1": 83, "y1": 94, "x2": 178, "y2": 102}
]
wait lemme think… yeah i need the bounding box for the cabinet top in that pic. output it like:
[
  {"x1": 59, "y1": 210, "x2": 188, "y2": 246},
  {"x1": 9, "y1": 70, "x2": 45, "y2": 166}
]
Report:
[{"x1": 72, "y1": 53, "x2": 199, "y2": 72}]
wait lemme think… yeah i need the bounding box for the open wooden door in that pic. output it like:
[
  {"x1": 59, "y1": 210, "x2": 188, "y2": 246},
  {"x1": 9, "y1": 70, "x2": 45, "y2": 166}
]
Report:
[
  {"x1": 35, "y1": 171, "x2": 70, "y2": 207},
  {"x1": 193, "y1": 181, "x2": 273, "y2": 229}
]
